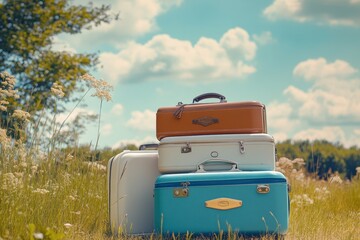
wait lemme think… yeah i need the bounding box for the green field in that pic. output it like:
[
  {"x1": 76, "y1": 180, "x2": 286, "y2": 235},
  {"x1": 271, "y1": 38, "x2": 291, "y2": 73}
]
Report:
[{"x1": 1, "y1": 150, "x2": 359, "y2": 240}]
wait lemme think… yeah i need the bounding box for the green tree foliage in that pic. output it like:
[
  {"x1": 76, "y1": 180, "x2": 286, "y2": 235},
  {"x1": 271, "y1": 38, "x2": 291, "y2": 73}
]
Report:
[
  {"x1": 0, "y1": 0, "x2": 113, "y2": 116},
  {"x1": 276, "y1": 140, "x2": 360, "y2": 180}
]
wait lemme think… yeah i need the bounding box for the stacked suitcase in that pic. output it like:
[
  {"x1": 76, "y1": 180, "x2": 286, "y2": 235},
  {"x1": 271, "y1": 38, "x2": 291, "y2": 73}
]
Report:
[{"x1": 108, "y1": 93, "x2": 289, "y2": 238}]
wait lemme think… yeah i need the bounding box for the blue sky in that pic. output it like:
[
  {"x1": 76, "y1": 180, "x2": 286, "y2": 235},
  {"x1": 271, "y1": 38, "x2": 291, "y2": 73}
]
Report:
[{"x1": 55, "y1": 0, "x2": 360, "y2": 149}]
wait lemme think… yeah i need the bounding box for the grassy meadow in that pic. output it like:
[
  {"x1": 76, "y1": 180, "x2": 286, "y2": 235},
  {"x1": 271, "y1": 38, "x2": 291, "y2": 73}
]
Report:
[
  {"x1": 0, "y1": 150, "x2": 359, "y2": 240},
  {"x1": 1, "y1": 72, "x2": 359, "y2": 239}
]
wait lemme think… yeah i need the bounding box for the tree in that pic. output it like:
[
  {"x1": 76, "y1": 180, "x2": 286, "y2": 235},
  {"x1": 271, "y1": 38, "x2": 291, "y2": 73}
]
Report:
[{"x1": 0, "y1": 0, "x2": 114, "y2": 119}]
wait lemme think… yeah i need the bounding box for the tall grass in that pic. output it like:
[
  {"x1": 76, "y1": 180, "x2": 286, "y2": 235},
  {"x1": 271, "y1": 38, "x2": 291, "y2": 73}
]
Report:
[
  {"x1": 0, "y1": 153, "x2": 109, "y2": 239},
  {"x1": 279, "y1": 158, "x2": 360, "y2": 240},
  {"x1": 287, "y1": 176, "x2": 360, "y2": 240},
  {"x1": 1, "y1": 153, "x2": 359, "y2": 239}
]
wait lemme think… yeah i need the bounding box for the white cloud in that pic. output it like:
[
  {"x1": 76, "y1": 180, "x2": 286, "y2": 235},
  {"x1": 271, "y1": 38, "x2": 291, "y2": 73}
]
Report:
[
  {"x1": 266, "y1": 101, "x2": 301, "y2": 143},
  {"x1": 101, "y1": 124, "x2": 112, "y2": 136},
  {"x1": 56, "y1": 108, "x2": 97, "y2": 124},
  {"x1": 51, "y1": 36, "x2": 77, "y2": 53},
  {"x1": 293, "y1": 127, "x2": 346, "y2": 144},
  {"x1": 252, "y1": 31, "x2": 274, "y2": 45},
  {"x1": 264, "y1": 0, "x2": 360, "y2": 26},
  {"x1": 272, "y1": 132, "x2": 289, "y2": 143},
  {"x1": 220, "y1": 28, "x2": 257, "y2": 61},
  {"x1": 271, "y1": 58, "x2": 360, "y2": 146},
  {"x1": 58, "y1": 0, "x2": 183, "y2": 51},
  {"x1": 126, "y1": 109, "x2": 156, "y2": 131},
  {"x1": 285, "y1": 58, "x2": 360, "y2": 123},
  {"x1": 111, "y1": 104, "x2": 124, "y2": 116},
  {"x1": 111, "y1": 135, "x2": 158, "y2": 149},
  {"x1": 264, "y1": 0, "x2": 304, "y2": 22},
  {"x1": 267, "y1": 101, "x2": 300, "y2": 132},
  {"x1": 293, "y1": 58, "x2": 357, "y2": 82},
  {"x1": 283, "y1": 86, "x2": 307, "y2": 102},
  {"x1": 99, "y1": 27, "x2": 257, "y2": 85}
]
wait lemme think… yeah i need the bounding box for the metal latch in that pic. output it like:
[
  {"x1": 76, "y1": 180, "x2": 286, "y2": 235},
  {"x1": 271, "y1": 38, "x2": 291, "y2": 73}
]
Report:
[
  {"x1": 257, "y1": 184, "x2": 270, "y2": 194},
  {"x1": 173, "y1": 182, "x2": 190, "y2": 198},
  {"x1": 239, "y1": 141, "x2": 245, "y2": 154},
  {"x1": 181, "y1": 143, "x2": 192, "y2": 153}
]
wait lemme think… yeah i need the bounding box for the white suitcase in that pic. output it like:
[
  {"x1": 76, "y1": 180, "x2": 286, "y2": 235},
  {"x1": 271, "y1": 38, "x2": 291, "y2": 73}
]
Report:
[
  {"x1": 107, "y1": 147, "x2": 160, "y2": 235},
  {"x1": 158, "y1": 134, "x2": 276, "y2": 173}
]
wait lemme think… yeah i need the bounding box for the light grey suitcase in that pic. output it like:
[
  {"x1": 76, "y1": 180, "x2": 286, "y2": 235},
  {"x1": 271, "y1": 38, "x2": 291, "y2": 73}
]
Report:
[
  {"x1": 158, "y1": 134, "x2": 276, "y2": 173},
  {"x1": 107, "y1": 145, "x2": 160, "y2": 235}
]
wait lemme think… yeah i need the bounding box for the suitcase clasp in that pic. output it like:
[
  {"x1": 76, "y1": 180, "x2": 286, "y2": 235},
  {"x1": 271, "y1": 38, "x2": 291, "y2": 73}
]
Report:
[
  {"x1": 181, "y1": 143, "x2": 192, "y2": 153},
  {"x1": 239, "y1": 141, "x2": 245, "y2": 154},
  {"x1": 173, "y1": 182, "x2": 190, "y2": 198},
  {"x1": 257, "y1": 184, "x2": 270, "y2": 194}
]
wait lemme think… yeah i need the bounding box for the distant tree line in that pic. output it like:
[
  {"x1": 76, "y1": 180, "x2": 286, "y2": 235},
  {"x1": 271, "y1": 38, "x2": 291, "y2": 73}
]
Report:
[
  {"x1": 59, "y1": 140, "x2": 360, "y2": 181},
  {"x1": 276, "y1": 140, "x2": 360, "y2": 180}
]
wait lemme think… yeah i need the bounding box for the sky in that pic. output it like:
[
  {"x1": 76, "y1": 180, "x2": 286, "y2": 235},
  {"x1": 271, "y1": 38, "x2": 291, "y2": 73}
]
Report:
[{"x1": 55, "y1": 0, "x2": 360, "y2": 149}]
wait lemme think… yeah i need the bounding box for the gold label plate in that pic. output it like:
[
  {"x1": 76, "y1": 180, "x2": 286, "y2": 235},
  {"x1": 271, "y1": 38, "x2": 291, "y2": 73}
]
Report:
[{"x1": 205, "y1": 197, "x2": 242, "y2": 210}]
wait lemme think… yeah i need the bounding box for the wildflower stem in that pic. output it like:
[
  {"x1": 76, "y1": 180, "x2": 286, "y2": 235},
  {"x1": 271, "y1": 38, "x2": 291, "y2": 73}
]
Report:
[
  {"x1": 93, "y1": 98, "x2": 103, "y2": 159},
  {"x1": 49, "y1": 88, "x2": 91, "y2": 152}
]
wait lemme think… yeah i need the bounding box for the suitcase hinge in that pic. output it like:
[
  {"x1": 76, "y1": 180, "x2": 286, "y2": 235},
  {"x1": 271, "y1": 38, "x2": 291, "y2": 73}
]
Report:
[
  {"x1": 239, "y1": 141, "x2": 245, "y2": 154},
  {"x1": 181, "y1": 143, "x2": 192, "y2": 153},
  {"x1": 173, "y1": 103, "x2": 187, "y2": 119},
  {"x1": 257, "y1": 184, "x2": 270, "y2": 194},
  {"x1": 173, "y1": 182, "x2": 190, "y2": 198}
]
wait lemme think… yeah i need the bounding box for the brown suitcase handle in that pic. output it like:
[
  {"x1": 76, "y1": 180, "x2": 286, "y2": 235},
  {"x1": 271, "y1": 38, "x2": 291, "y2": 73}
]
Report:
[{"x1": 192, "y1": 93, "x2": 227, "y2": 103}]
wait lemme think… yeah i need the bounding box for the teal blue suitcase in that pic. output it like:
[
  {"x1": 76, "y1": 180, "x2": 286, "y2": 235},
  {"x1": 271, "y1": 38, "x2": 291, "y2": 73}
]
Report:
[{"x1": 154, "y1": 171, "x2": 289, "y2": 237}]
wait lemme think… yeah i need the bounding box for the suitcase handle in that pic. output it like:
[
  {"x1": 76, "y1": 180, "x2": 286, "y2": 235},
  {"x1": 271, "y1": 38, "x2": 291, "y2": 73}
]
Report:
[
  {"x1": 192, "y1": 93, "x2": 227, "y2": 103},
  {"x1": 196, "y1": 159, "x2": 239, "y2": 173},
  {"x1": 138, "y1": 143, "x2": 159, "y2": 150}
]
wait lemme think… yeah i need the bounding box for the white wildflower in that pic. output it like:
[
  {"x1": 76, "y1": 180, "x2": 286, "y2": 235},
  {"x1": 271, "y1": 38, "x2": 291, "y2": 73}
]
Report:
[
  {"x1": 80, "y1": 73, "x2": 113, "y2": 102},
  {"x1": 64, "y1": 223, "x2": 73, "y2": 229},
  {"x1": 0, "y1": 71, "x2": 19, "y2": 101},
  {"x1": 19, "y1": 162, "x2": 27, "y2": 168},
  {"x1": 329, "y1": 175, "x2": 343, "y2": 184},
  {"x1": 16, "y1": 143, "x2": 27, "y2": 161},
  {"x1": 51, "y1": 82, "x2": 65, "y2": 98},
  {"x1": 65, "y1": 154, "x2": 74, "y2": 162},
  {"x1": 63, "y1": 172, "x2": 72, "y2": 185},
  {"x1": 314, "y1": 187, "x2": 331, "y2": 200},
  {"x1": 0, "y1": 100, "x2": 9, "y2": 111},
  {"x1": 291, "y1": 194, "x2": 314, "y2": 206},
  {"x1": 12, "y1": 109, "x2": 31, "y2": 121},
  {"x1": 33, "y1": 232, "x2": 44, "y2": 239},
  {"x1": 31, "y1": 165, "x2": 38, "y2": 174},
  {"x1": 0, "y1": 128, "x2": 10, "y2": 145},
  {"x1": 69, "y1": 195, "x2": 77, "y2": 201},
  {"x1": 294, "y1": 171, "x2": 306, "y2": 181},
  {"x1": 32, "y1": 188, "x2": 50, "y2": 194},
  {"x1": 2, "y1": 172, "x2": 23, "y2": 190},
  {"x1": 14, "y1": 172, "x2": 24, "y2": 178},
  {"x1": 0, "y1": 71, "x2": 16, "y2": 87},
  {"x1": 292, "y1": 158, "x2": 305, "y2": 167},
  {"x1": 84, "y1": 162, "x2": 106, "y2": 172},
  {"x1": 71, "y1": 211, "x2": 81, "y2": 215}
]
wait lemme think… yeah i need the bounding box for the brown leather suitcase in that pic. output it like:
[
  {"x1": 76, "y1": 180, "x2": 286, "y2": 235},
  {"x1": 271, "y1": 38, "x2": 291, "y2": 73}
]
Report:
[{"x1": 156, "y1": 93, "x2": 267, "y2": 140}]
